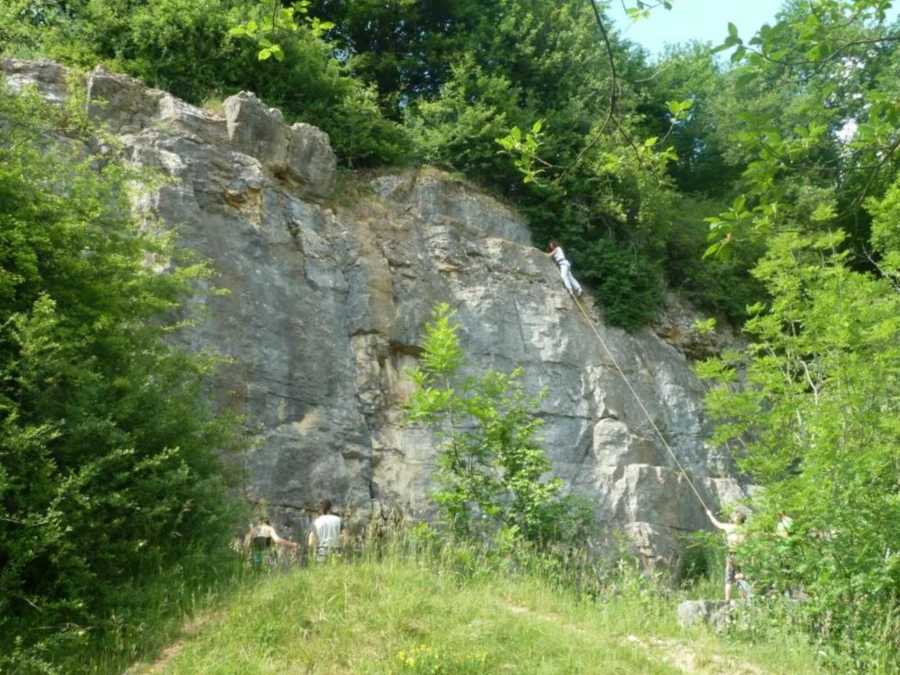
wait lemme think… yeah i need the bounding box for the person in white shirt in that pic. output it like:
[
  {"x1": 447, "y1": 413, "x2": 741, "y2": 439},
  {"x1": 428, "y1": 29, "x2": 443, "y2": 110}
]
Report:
[
  {"x1": 547, "y1": 239, "x2": 583, "y2": 297},
  {"x1": 705, "y1": 507, "x2": 750, "y2": 601},
  {"x1": 308, "y1": 498, "x2": 346, "y2": 562}
]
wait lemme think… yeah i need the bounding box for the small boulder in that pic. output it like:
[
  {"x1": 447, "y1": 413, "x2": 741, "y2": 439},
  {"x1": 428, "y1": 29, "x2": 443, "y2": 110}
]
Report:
[
  {"x1": 87, "y1": 65, "x2": 164, "y2": 133},
  {"x1": 286, "y1": 122, "x2": 336, "y2": 199},
  {"x1": 1, "y1": 58, "x2": 68, "y2": 102},
  {"x1": 224, "y1": 91, "x2": 288, "y2": 167},
  {"x1": 676, "y1": 600, "x2": 733, "y2": 632}
]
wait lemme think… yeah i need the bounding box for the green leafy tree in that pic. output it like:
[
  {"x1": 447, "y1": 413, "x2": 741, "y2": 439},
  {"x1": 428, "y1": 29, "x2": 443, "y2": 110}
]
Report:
[
  {"x1": 306, "y1": 0, "x2": 485, "y2": 119},
  {"x1": 640, "y1": 42, "x2": 745, "y2": 198},
  {"x1": 704, "y1": 0, "x2": 899, "y2": 259},
  {"x1": 407, "y1": 304, "x2": 591, "y2": 547},
  {"x1": 0, "y1": 80, "x2": 241, "y2": 668},
  {"x1": 698, "y1": 227, "x2": 900, "y2": 670}
]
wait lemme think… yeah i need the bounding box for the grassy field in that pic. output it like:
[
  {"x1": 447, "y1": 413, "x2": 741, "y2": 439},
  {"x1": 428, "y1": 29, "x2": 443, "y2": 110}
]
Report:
[{"x1": 126, "y1": 553, "x2": 822, "y2": 675}]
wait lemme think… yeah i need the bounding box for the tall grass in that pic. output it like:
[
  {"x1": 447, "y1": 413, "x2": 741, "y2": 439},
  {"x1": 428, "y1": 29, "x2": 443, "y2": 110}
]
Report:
[
  {"x1": 124, "y1": 528, "x2": 822, "y2": 675},
  {"x1": 40, "y1": 546, "x2": 250, "y2": 675}
]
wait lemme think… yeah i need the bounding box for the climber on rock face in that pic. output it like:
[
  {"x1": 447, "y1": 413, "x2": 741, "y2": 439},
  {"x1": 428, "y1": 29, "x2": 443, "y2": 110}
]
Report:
[{"x1": 547, "y1": 239, "x2": 583, "y2": 297}]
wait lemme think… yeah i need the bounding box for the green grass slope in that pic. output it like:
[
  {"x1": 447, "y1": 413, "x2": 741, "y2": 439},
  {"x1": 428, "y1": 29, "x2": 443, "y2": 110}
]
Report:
[{"x1": 130, "y1": 557, "x2": 821, "y2": 675}]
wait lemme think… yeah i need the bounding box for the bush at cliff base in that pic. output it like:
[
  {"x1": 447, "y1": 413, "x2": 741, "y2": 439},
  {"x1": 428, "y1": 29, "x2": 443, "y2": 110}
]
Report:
[{"x1": 0, "y1": 80, "x2": 242, "y2": 671}]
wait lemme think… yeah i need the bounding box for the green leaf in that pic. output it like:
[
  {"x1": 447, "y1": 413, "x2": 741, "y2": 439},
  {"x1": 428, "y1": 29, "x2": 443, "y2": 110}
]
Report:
[
  {"x1": 810, "y1": 203, "x2": 836, "y2": 224},
  {"x1": 805, "y1": 43, "x2": 824, "y2": 61},
  {"x1": 703, "y1": 242, "x2": 723, "y2": 259},
  {"x1": 625, "y1": 7, "x2": 648, "y2": 21},
  {"x1": 735, "y1": 70, "x2": 758, "y2": 87}
]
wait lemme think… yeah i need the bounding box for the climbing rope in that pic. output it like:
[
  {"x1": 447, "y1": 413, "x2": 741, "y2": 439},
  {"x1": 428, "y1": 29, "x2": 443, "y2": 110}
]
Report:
[{"x1": 569, "y1": 292, "x2": 712, "y2": 513}]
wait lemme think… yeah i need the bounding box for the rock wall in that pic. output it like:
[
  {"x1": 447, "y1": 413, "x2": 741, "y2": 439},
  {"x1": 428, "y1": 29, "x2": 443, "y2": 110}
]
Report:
[{"x1": 2, "y1": 59, "x2": 746, "y2": 566}]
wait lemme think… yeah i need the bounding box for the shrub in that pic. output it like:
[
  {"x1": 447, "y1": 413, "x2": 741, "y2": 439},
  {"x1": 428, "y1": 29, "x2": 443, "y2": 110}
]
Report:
[
  {"x1": 406, "y1": 304, "x2": 592, "y2": 547},
  {"x1": 574, "y1": 238, "x2": 664, "y2": 331},
  {"x1": 0, "y1": 78, "x2": 241, "y2": 670}
]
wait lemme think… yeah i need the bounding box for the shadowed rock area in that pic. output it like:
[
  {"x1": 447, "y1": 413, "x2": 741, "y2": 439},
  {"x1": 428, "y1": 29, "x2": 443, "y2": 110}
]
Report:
[{"x1": 2, "y1": 59, "x2": 747, "y2": 567}]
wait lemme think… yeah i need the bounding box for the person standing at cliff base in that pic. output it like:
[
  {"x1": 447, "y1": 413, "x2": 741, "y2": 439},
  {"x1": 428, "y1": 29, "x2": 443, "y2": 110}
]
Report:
[
  {"x1": 244, "y1": 516, "x2": 299, "y2": 567},
  {"x1": 547, "y1": 239, "x2": 583, "y2": 297},
  {"x1": 309, "y1": 498, "x2": 346, "y2": 562},
  {"x1": 705, "y1": 507, "x2": 750, "y2": 601}
]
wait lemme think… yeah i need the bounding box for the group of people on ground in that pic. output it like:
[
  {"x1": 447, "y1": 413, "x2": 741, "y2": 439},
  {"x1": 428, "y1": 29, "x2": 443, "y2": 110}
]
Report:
[
  {"x1": 247, "y1": 496, "x2": 784, "y2": 604},
  {"x1": 244, "y1": 498, "x2": 345, "y2": 567}
]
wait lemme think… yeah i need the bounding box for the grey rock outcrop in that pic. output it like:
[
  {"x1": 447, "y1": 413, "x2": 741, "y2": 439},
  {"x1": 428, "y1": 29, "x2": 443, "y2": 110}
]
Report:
[
  {"x1": 223, "y1": 92, "x2": 336, "y2": 198},
  {"x1": 676, "y1": 600, "x2": 735, "y2": 632},
  {"x1": 1, "y1": 59, "x2": 747, "y2": 565}
]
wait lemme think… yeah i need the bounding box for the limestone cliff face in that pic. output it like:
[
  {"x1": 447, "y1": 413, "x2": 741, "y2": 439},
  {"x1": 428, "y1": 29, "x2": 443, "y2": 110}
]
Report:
[{"x1": 3, "y1": 59, "x2": 746, "y2": 566}]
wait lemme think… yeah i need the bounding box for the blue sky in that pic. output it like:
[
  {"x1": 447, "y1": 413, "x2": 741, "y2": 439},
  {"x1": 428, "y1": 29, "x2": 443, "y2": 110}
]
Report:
[
  {"x1": 605, "y1": 0, "x2": 896, "y2": 56},
  {"x1": 605, "y1": 0, "x2": 785, "y2": 55}
]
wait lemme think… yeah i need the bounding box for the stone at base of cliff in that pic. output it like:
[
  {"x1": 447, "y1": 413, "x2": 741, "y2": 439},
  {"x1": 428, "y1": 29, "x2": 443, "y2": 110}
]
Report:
[{"x1": 676, "y1": 600, "x2": 736, "y2": 632}]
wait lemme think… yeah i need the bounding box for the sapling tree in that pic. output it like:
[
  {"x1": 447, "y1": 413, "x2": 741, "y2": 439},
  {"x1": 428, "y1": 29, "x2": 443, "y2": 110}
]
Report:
[{"x1": 407, "y1": 304, "x2": 591, "y2": 547}]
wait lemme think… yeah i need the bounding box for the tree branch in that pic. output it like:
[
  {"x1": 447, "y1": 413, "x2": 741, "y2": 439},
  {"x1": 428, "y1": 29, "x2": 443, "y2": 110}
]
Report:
[
  {"x1": 588, "y1": 0, "x2": 643, "y2": 165},
  {"x1": 850, "y1": 134, "x2": 900, "y2": 208}
]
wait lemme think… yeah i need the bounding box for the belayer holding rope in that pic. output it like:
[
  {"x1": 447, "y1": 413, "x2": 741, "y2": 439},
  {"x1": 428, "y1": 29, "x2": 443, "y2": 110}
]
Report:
[
  {"x1": 547, "y1": 239, "x2": 583, "y2": 297},
  {"x1": 705, "y1": 508, "x2": 751, "y2": 601}
]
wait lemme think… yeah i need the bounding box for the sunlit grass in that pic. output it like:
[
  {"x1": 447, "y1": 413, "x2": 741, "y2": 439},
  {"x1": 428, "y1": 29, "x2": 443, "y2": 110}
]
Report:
[{"x1": 128, "y1": 549, "x2": 821, "y2": 675}]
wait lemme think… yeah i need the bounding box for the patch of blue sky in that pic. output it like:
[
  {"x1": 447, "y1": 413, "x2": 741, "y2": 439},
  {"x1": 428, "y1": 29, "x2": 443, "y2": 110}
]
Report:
[{"x1": 605, "y1": 0, "x2": 898, "y2": 58}]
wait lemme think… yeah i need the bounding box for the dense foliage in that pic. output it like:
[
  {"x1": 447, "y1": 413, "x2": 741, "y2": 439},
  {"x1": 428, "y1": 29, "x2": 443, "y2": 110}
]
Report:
[
  {"x1": 3, "y1": 0, "x2": 900, "y2": 669},
  {"x1": 700, "y1": 230, "x2": 900, "y2": 671},
  {"x1": 407, "y1": 304, "x2": 591, "y2": 547},
  {"x1": 693, "y1": 0, "x2": 900, "y2": 668},
  {"x1": 0, "y1": 82, "x2": 241, "y2": 670}
]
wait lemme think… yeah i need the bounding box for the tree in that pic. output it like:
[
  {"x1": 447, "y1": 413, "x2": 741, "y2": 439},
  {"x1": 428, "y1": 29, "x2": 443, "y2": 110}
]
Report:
[
  {"x1": 640, "y1": 42, "x2": 744, "y2": 198},
  {"x1": 703, "y1": 0, "x2": 900, "y2": 259},
  {"x1": 406, "y1": 304, "x2": 591, "y2": 547},
  {"x1": 698, "y1": 227, "x2": 900, "y2": 670},
  {"x1": 0, "y1": 79, "x2": 241, "y2": 667},
  {"x1": 306, "y1": 0, "x2": 485, "y2": 119}
]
